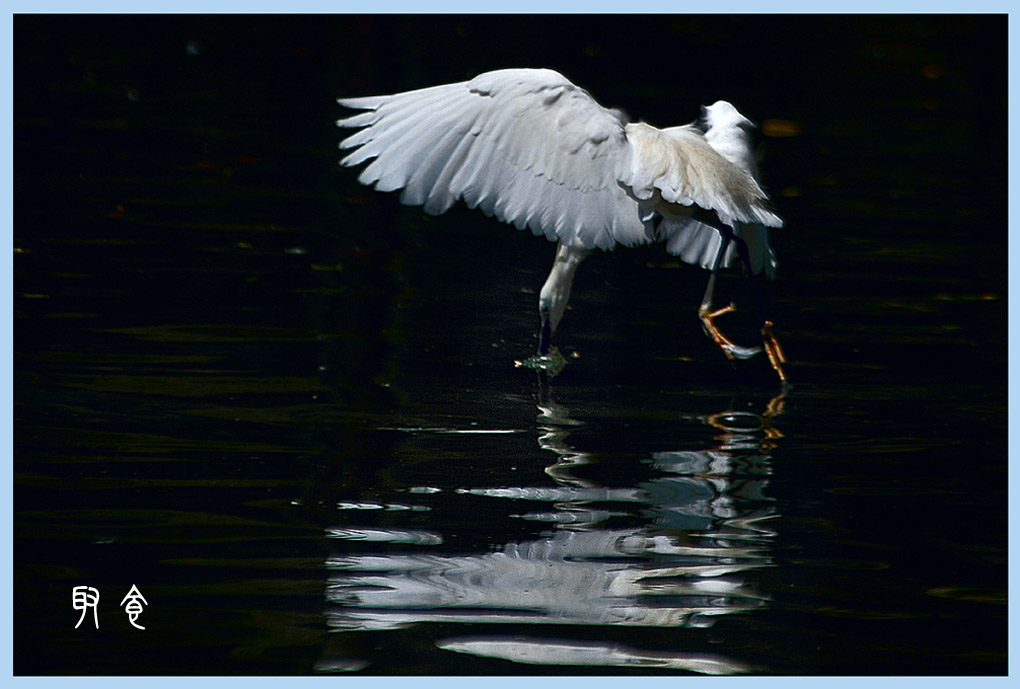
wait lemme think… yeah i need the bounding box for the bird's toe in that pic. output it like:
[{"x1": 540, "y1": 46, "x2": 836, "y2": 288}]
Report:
[{"x1": 721, "y1": 342, "x2": 763, "y2": 360}]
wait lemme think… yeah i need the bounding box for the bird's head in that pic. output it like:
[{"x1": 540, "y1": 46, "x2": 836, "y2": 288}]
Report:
[{"x1": 699, "y1": 101, "x2": 756, "y2": 132}]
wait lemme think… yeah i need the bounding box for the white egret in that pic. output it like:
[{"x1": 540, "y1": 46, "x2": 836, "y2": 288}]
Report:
[{"x1": 336, "y1": 68, "x2": 787, "y2": 382}]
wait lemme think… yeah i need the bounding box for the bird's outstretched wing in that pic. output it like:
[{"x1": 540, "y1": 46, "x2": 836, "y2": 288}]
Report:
[{"x1": 337, "y1": 68, "x2": 648, "y2": 250}]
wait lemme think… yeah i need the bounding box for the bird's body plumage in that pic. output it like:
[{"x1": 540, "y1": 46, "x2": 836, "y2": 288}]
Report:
[{"x1": 337, "y1": 68, "x2": 787, "y2": 381}]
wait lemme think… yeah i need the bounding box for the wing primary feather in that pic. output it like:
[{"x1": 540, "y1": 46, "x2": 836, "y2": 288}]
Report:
[{"x1": 353, "y1": 99, "x2": 480, "y2": 190}]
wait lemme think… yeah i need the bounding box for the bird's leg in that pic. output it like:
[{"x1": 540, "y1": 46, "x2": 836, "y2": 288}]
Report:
[
  {"x1": 761, "y1": 320, "x2": 788, "y2": 382},
  {"x1": 538, "y1": 240, "x2": 587, "y2": 355},
  {"x1": 732, "y1": 235, "x2": 788, "y2": 383},
  {"x1": 698, "y1": 236, "x2": 762, "y2": 361}
]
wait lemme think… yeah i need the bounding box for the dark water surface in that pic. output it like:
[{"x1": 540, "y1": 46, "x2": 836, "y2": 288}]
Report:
[{"x1": 14, "y1": 15, "x2": 1007, "y2": 675}]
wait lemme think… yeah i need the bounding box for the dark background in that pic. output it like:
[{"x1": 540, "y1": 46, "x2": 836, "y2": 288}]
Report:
[{"x1": 14, "y1": 15, "x2": 1007, "y2": 675}]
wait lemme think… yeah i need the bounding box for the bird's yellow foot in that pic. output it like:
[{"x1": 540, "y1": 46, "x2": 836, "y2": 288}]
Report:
[
  {"x1": 698, "y1": 304, "x2": 762, "y2": 361},
  {"x1": 761, "y1": 320, "x2": 788, "y2": 383}
]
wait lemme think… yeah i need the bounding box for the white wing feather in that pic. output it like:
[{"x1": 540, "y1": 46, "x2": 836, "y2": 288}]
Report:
[
  {"x1": 338, "y1": 68, "x2": 647, "y2": 251},
  {"x1": 337, "y1": 69, "x2": 782, "y2": 275},
  {"x1": 623, "y1": 115, "x2": 781, "y2": 276}
]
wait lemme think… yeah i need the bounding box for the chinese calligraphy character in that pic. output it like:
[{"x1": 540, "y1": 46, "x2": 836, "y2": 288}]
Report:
[
  {"x1": 72, "y1": 586, "x2": 100, "y2": 629},
  {"x1": 119, "y1": 584, "x2": 148, "y2": 630}
]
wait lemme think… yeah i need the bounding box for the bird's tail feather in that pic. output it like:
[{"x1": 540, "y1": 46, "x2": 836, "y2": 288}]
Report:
[{"x1": 656, "y1": 214, "x2": 776, "y2": 278}]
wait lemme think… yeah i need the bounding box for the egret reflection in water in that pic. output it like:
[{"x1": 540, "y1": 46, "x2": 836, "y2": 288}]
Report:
[{"x1": 322, "y1": 377, "x2": 784, "y2": 673}]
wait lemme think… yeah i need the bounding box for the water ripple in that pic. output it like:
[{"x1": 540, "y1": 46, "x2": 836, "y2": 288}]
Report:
[
  {"x1": 325, "y1": 527, "x2": 443, "y2": 545},
  {"x1": 437, "y1": 636, "x2": 753, "y2": 674}
]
